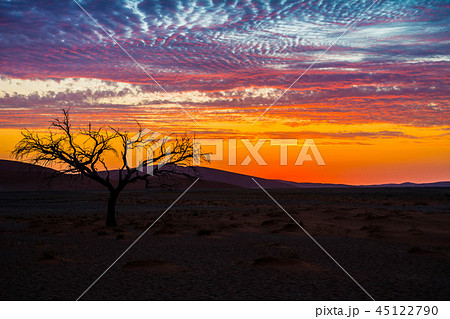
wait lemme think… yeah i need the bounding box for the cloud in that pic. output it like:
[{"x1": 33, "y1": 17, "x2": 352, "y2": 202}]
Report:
[
  {"x1": 260, "y1": 130, "x2": 419, "y2": 140},
  {"x1": 0, "y1": 0, "x2": 448, "y2": 128}
]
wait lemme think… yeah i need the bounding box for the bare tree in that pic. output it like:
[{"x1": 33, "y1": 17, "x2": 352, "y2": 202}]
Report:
[{"x1": 12, "y1": 110, "x2": 208, "y2": 226}]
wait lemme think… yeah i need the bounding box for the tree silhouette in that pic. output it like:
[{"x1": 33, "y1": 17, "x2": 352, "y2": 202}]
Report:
[{"x1": 12, "y1": 110, "x2": 208, "y2": 226}]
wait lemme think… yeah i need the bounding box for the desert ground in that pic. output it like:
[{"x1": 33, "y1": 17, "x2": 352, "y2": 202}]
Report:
[{"x1": 0, "y1": 187, "x2": 449, "y2": 300}]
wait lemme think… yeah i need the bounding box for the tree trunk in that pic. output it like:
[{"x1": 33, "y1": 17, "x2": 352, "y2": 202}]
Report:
[{"x1": 106, "y1": 191, "x2": 118, "y2": 227}]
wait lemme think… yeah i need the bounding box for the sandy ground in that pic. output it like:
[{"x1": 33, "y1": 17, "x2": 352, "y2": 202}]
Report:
[{"x1": 0, "y1": 187, "x2": 449, "y2": 300}]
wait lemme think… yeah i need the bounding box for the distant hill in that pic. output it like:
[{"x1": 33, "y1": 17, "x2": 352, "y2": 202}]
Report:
[
  {"x1": 0, "y1": 160, "x2": 237, "y2": 191},
  {"x1": 182, "y1": 166, "x2": 450, "y2": 188},
  {"x1": 0, "y1": 159, "x2": 100, "y2": 191},
  {"x1": 362, "y1": 181, "x2": 450, "y2": 188},
  {"x1": 0, "y1": 159, "x2": 449, "y2": 191},
  {"x1": 187, "y1": 166, "x2": 351, "y2": 188}
]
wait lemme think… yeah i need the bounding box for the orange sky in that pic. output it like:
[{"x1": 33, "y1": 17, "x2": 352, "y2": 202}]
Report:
[{"x1": 1, "y1": 119, "x2": 449, "y2": 185}]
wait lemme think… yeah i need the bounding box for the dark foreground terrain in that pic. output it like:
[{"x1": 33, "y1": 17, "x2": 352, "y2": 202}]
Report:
[{"x1": 0, "y1": 187, "x2": 449, "y2": 300}]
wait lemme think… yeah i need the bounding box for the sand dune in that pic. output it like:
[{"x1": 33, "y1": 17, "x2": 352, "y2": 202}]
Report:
[{"x1": 2, "y1": 160, "x2": 449, "y2": 192}]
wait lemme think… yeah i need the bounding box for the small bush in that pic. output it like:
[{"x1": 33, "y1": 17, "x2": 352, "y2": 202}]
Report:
[
  {"x1": 197, "y1": 229, "x2": 213, "y2": 236},
  {"x1": 408, "y1": 246, "x2": 421, "y2": 253},
  {"x1": 39, "y1": 250, "x2": 56, "y2": 260},
  {"x1": 360, "y1": 224, "x2": 382, "y2": 234},
  {"x1": 281, "y1": 248, "x2": 300, "y2": 259}
]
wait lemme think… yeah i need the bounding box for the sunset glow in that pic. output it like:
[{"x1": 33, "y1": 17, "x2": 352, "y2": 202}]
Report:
[{"x1": 1, "y1": 0, "x2": 449, "y2": 185}]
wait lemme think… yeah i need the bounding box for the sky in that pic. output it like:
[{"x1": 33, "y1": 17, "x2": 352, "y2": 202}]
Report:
[{"x1": 0, "y1": 0, "x2": 449, "y2": 185}]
